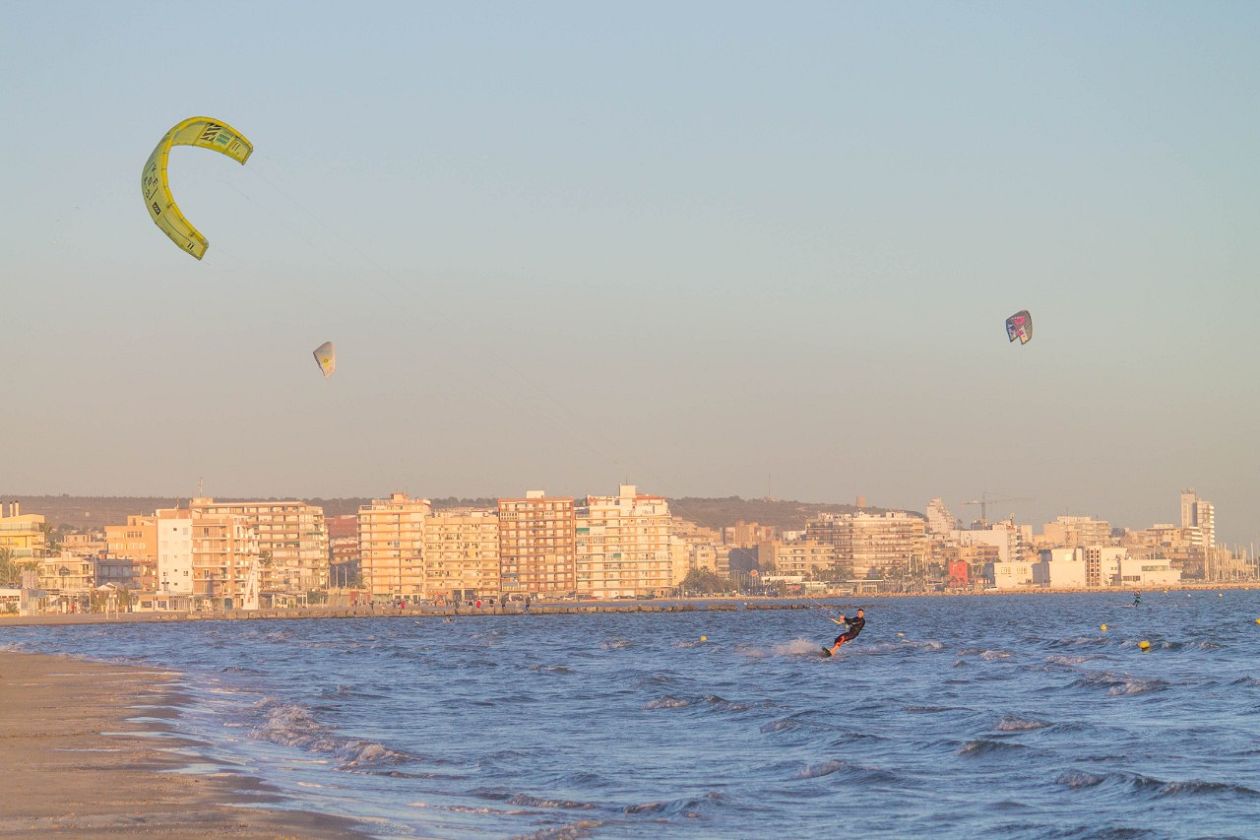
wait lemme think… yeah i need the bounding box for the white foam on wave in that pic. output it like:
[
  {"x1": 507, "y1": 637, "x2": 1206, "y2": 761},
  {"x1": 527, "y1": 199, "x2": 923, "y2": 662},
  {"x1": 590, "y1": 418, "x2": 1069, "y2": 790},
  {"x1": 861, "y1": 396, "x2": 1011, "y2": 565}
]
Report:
[
  {"x1": 251, "y1": 699, "x2": 409, "y2": 770},
  {"x1": 794, "y1": 759, "x2": 845, "y2": 779},
  {"x1": 994, "y1": 715, "x2": 1049, "y2": 732}
]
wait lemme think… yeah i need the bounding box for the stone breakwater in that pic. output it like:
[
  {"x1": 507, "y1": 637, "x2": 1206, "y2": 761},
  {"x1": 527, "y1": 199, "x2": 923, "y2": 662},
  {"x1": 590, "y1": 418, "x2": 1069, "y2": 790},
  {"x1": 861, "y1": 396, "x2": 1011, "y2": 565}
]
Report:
[{"x1": 0, "y1": 599, "x2": 823, "y2": 627}]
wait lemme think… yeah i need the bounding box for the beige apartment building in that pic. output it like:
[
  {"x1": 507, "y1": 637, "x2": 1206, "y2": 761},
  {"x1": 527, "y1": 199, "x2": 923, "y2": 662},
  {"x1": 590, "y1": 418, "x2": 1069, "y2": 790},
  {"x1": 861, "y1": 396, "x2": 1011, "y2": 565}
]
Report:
[
  {"x1": 423, "y1": 508, "x2": 500, "y2": 601},
  {"x1": 671, "y1": 517, "x2": 729, "y2": 577},
  {"x1": 359, "y1": 493, "x2": 430, "y2": 601},
  {"x1": 806, "y1": 511, "x2": 928, "y2": 580},
  {"x1": 1040, "y1": 515, "x2": 1113, "y2": 549},
  {"x1": 105, "y1": 515, "x2": 160, "y2": 590},
  {"x1": 0, "y1": 503, "x2": 45, "y2": 560},
  {"x1": 190, "y1": 513, "x2": 261, "y2": 608},
  {"x1": 190, "y1": 498, "x2": 329, "y2": 600},
  {"x1": 759, "y1": 539, "x2": 838, "y2": 578},
  {"x1": 498, "y1": 491, "x2": 576, "y2": 597},
  {"x1": 575, "y1": 485, "x2": 673, "y2": 598}
]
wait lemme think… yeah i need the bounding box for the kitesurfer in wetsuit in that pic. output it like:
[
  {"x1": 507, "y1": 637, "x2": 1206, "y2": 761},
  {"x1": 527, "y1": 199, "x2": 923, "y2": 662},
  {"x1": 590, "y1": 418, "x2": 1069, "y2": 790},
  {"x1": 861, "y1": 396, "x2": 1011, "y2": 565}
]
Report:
[
  {"x1": 828, "y1": 608, "x2": 865, "y2": 654},
  {"x1": 1133, "y1": 591, "x2": 1142, "y2": 607}
]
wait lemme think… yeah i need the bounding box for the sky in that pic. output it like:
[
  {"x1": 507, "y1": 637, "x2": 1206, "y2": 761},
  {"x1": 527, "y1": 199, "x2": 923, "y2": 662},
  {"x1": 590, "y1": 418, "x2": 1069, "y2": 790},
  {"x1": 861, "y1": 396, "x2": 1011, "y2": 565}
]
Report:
[{"x1": 1, "y1": 2, "x2": 1258, "y2": 544}]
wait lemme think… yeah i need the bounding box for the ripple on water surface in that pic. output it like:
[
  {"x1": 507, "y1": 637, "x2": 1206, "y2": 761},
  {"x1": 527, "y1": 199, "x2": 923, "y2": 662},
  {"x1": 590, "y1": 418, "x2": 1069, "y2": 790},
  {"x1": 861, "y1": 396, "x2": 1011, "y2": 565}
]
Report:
[{"x1": 7, "y1": 592, "x2": 1260, "y2": 838}]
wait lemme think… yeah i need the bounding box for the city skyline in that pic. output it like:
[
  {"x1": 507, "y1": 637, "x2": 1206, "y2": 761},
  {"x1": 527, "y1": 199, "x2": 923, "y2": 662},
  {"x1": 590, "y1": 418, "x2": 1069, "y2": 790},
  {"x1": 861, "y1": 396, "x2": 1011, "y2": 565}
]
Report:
[{"x1": 3, "y1": 3, "x2": 1258, "y2": 551}]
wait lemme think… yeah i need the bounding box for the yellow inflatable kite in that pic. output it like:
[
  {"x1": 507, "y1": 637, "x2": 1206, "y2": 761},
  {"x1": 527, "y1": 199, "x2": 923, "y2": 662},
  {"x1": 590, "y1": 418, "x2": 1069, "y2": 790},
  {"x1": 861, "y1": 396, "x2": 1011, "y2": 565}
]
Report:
[{"x1": 141, "y1": 116, "x2": 253, "y2": 259}]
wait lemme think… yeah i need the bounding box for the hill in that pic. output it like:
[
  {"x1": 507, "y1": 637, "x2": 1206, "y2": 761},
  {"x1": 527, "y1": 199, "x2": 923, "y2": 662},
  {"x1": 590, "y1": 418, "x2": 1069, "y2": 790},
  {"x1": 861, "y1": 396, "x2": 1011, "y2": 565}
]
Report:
[{"x1": 1, "y1": 494, "x2": 918, "y2": 533}]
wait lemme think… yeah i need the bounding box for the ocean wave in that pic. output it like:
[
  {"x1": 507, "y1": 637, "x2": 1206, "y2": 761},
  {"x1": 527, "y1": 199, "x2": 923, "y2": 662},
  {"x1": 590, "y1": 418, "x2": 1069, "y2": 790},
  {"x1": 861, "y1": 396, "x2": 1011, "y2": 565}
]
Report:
[
  {"x1": 644, "y1": 695, "x2": 691, "y2": 710},
  {"x1": 623, "y1": 791, "x2": 725, "y2": 816},
  {"x1": 1045, "y1": 654, "x2": 1093, "y2": 667},
  {"x1": 250, "y1": 700, "x2": 410, "y2": 770},
  {"x1": 507, "y1": 793, "x2": 598, "y2": 810},
  {"x1": 1057, "y1": 771, "x2": 1260, "y2": 799},
  {"x1": 994, "y1": 715, "x2": 1049, "y2": 732},
  {"x1": 643, "y1": 694, "x2": 749, "y2": 713},
  {"x1": 904, "y1": 705, "x2": 960, "y2": 714},
  {"x1": 1056, "y1": 770, "x2": 1107, "y2": 789},
  {"x1": 958, "y1": 739, "x2": 1027, "y2": 757},
  {"x1": 1069, "y1": 671, "x2": 1169, "y2": 697},
  {"x1": 979, "y1": 649, "x2": 1014, "y2": 661},
  {"x1": 510, "y1": 818, "x2": 604, "y2": 840},
  {"x1": 794, "y1": 759, "x2": 845, "y2": 779}
]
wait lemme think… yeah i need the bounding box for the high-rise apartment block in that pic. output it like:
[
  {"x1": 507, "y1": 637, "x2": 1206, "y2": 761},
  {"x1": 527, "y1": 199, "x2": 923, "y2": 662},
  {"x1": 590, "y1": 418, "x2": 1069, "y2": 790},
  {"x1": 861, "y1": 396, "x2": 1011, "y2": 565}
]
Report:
[
  {"x1": 358, "y1": 493, "x2": 430, "y2": 601},
  {"x1": 575, "y1": 485, "x2": 673, "y2": 598},
  {"x1": 190, "y1": 498, "x2": 329, "y2": 600},
  {"x1": 1180, "y1": 489, "x2": 1215, "y2": 550},
  {"x1": 498, "y1": 491, "x2": 576, "y2": 597},
  {"x1": 925, "y1": 498, "x2": 958, "y2": 535},
  {"x1": 806, "y1": 511, "x2": 927, "y2": 580},
  {"x1": 423, "y1": 508, "x2": 500, "y2": 601}
]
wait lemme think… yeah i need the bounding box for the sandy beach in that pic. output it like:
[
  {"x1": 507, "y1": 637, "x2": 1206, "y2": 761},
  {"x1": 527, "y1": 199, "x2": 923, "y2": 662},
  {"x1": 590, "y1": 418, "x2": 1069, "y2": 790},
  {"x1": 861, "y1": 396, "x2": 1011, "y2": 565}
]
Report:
[{"x1": 0, "y1": 651, "x2": 362, "y2": 838}]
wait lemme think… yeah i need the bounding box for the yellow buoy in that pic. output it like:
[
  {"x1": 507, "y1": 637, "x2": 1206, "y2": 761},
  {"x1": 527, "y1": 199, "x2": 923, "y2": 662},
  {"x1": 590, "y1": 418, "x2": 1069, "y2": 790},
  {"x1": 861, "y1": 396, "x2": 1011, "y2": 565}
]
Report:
[
  {"x1": 1138, "y1": 640, "x2": 1151, "y2": 651},
  {"x1": 699, "y1": 635, "x2": 708, "y2": 642},
  {"x1": 1100, "y1": 624, "x2": 1108, "y2": 632},
  {"x1": 1254, "y1": 618, "x2": 1260, "y2": 625}
]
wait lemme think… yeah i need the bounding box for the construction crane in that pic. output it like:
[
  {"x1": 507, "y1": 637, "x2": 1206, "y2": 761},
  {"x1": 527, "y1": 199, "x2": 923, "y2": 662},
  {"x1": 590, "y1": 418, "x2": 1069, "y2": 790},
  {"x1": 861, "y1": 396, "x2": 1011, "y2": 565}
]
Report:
[{"x1": 961, "y1": 492, "x2": 1032, "y2": 527}]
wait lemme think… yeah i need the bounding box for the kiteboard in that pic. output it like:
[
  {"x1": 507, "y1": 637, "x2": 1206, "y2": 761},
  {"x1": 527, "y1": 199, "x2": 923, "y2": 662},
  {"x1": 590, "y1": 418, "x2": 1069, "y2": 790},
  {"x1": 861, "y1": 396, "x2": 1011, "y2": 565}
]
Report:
[{"x1": 820, "y1": 647, "x2": 833, "y2": 658}]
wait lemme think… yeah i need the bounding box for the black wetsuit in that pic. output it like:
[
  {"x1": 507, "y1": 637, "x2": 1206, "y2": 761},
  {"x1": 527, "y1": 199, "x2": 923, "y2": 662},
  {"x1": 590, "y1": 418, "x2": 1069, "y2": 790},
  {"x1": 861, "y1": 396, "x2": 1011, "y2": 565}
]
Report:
[{"x1": 834, "y1": 614, "x2": 865, "y2": 646}]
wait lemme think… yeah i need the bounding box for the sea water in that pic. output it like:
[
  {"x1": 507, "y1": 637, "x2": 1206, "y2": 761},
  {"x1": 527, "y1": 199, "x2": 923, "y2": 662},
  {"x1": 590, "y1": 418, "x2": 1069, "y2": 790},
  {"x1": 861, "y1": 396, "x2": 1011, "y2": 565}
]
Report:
[{"x1": 6, "y1": 592, "x2": 1260, "y2": 838}]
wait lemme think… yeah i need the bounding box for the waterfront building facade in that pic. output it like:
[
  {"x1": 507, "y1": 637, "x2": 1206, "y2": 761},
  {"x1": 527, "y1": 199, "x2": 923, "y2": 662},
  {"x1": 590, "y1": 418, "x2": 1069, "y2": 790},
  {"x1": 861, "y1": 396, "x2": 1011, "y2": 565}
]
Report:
[
  {"x1": 358, "y1": 493, "x2": 430, "y2": 601},
  {"x1": 190, "y1": 498, "x2": 329, "y2": 600},
  {"x1": 498, "y1": 491, "x2": 576, "y2": 597},
  {"x1": 423, "y1": 508, "x2": 500, "y2": 601},
  {"x1": 0, "y1": 503, "x2": 46, "y2": 560},
  {"x1": 575, "y1": 486, "x2": 673, "y2": 598}
]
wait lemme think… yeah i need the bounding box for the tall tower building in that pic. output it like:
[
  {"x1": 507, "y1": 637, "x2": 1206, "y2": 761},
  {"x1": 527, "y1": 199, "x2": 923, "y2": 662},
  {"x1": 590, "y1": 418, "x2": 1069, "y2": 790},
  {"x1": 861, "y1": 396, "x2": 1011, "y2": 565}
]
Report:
[
  {"x1": 925, "y1": 498, "x2": 959, "y2": 535},
  {"x1": 498, "y1": 491, "x2": 576, "y2": 597},
  {"x1": 358, "y1": 493, "x2": 430, "y2": 601},
  {"x1": 1180, "y1": 489, "x2": 1216, "y2": 550}
]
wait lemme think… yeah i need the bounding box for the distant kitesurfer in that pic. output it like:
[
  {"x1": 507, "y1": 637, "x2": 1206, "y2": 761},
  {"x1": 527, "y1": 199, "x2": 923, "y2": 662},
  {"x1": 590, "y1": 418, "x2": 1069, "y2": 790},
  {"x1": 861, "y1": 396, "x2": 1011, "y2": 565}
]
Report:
[
  {"x1": 828, "y1": 608, "x2": 865, "y2": 655},
  {"x1": 1133, "y1": 591, "x2": 1142, "y2": 607}
]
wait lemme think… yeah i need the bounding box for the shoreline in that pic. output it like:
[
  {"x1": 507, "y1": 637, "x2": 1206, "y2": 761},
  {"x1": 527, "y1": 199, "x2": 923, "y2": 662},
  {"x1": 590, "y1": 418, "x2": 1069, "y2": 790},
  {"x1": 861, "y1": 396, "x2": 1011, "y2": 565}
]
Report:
[
  {"x1": 2, "y1": 582, "x2": 1258, "y2": 628},
  {"x1": 0, "y1": 651, "x2": 365, "y2": 838}
]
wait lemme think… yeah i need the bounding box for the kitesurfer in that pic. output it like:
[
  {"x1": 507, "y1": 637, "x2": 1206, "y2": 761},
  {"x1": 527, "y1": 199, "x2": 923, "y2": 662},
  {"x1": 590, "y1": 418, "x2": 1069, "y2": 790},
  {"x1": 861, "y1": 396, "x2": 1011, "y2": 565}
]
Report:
[
  {"x1": 828, "y1": 608, "x2": 865, "y2": 654},
  {"x1": 1133, "y1": 591, "x2": 1142, "y2": 607}
]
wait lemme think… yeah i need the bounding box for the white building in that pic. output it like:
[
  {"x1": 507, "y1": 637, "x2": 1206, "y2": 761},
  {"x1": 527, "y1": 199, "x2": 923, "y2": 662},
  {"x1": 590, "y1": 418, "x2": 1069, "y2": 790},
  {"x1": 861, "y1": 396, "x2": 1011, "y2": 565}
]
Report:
[
  {"x1": 1033, "y1": 548, "x2": 1087, "y2": 589},
  {"x1": 925, "y1": 498, "x2": 959, "y2": 535},
  {"x1": 1118, "y1": 556, "x2": 1180, "y2": 587},
  {"x1": 156, "y1": 514, "x2": 193, "y2": 595},
  {"x1": 1180, "y1": 489, "x2": 1216, "y2": 550},
  {"x1": 988, "y1": 561, "x2": 1037, "y2": 590},
  {"x1": 952, "y1": 522, "x2": 1026, "y2": 565}
]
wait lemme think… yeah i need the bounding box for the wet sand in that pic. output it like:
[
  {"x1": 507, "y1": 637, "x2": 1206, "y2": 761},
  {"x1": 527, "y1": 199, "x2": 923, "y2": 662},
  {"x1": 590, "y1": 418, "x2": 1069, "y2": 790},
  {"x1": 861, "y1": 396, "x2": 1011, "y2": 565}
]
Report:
[{"x1": 0, "y1": 651, "x2": 363, "y2": 838}]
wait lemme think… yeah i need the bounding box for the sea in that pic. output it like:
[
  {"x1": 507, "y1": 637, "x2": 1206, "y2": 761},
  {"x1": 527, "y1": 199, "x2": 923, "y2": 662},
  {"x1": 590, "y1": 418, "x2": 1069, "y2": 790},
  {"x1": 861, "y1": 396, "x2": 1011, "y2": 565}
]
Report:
[{"x1": 5, "y1": 591, "x2": 1260, "y2": 839}]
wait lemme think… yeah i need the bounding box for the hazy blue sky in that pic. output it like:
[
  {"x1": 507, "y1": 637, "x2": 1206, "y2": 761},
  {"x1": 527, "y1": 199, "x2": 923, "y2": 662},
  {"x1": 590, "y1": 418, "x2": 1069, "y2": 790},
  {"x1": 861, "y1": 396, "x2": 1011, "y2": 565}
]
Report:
[{"x1": 2, "y1": 2, "x2": 1258, "y2": 543}]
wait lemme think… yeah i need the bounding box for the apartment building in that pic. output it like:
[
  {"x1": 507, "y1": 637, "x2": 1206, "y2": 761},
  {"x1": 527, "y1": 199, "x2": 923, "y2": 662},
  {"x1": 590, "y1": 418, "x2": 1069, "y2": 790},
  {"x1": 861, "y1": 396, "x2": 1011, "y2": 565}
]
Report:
[
  {"x1": 576, "y1": 485, "x2": 673, "y2": 598},
  {"x1": 359, "y1": 493, "x2": 430, "y2": 601},
  {"x1": 423, "y1": 508, "x2": 500, "y2": 601},
  {"x1": 498, "y1": 491, "x2": 576, "y2": 597}
]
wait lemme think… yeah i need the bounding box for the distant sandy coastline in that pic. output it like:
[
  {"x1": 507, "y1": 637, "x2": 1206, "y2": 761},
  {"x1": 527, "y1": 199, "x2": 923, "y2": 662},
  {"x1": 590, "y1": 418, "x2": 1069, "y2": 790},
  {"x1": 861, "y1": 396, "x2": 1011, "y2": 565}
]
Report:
[
  {"x1": 3, "y1": 582, "x2": 1258, "y2": 628},
  {"x1": 0, "y1": 651, "x2": 364, "y2": 838}
]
